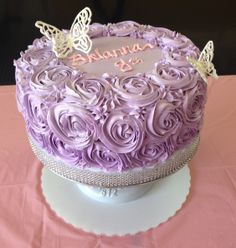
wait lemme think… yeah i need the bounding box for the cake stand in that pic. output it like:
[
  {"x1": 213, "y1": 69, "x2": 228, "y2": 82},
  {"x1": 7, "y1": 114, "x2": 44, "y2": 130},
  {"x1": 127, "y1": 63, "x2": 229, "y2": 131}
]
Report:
[{"x1": 41, "y1": 164, "x2": 191, "y2": 236}]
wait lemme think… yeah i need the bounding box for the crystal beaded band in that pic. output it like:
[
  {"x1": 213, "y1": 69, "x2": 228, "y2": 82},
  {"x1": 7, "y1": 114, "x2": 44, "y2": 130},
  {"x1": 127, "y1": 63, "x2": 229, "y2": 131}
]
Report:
[{"x1": 29, "y1": 135, "x2": 199, "y2": 188}]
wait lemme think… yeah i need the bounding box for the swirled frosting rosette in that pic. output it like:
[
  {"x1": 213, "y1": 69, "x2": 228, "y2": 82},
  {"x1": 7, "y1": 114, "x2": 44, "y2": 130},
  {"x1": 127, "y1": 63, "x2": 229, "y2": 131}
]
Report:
[
  {"x1": 21, "y1": 48, "x2": 58, "y2": 67},
  {"x1": 66, "y1": 76, "x2": 110, "y2": 108},
  {"x1": 15, "y1": 19, "x2": 208, "y2": 177},
  {"x1": 146, "y1": 100, "x2": 183, "y2": 141},
  {"x1": 150, "y1": 62, "x2": 197, "y2": 90},
  {"x1": 100, "y1": 109, "x2": 144, "y2": 154},
  {"x1": 88, "y1": 23, "x2": 107, "y2": 38},
  {"x1": 30, "y1": 66, "x2": 78, "y2": 93},
  {"x1": 82, "y1": 142, "x2": 127, "y2": 171},
  {"x1": 183, "y1": 82, "x2": 207, "y2": 123},
  {"x1": 23, "y1": 93, "x2": 49, "y2": 134},
  {"x1": 22, "y1": 93, "x2": 50, "y2": 150},
  {"x1": 160, "y1": 33, "x2": 191, "y2": 51},
  {"x1": 31, "y1": 36, "x2": 52, "y2": 49},
  {"x1": 47, "y1": 102, "x2": 97, "y2": 149},
  {"x1": 130, "y1": 138, "x2": 168, "y2": 167},
  {"x1": 165, "y1": 46, "x2": 200, "y2": 67},
  {"x1": 154, "y1": 27, "x2": 177, "y2": 39},
  {"x1": 113, "y1": 75, "x2": 161, "y2": 106},
  {"x1": 141, "y1": 27, "x2": 176, "y2": 46},
  {"x1": 107, "y1": 21, "x2": 140, "y2": 37},
  {"x1": 46, "y1": 132, "x2": 83, "y2": 165},
  {"x1": 172, "y1": 123, "x2": 199, "y2": 149},
  {"x1": 29, "y1": 66, "x2": 79, "y2": 106}
]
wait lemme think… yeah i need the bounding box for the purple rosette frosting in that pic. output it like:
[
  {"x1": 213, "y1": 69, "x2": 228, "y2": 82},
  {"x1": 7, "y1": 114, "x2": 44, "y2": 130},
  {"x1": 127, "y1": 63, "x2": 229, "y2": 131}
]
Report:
[
  {"x1": 88, "y1": 23, "x2": 107, "y2": 38},
  {"x1": 154, "y1": 27, "x2": 177, "y2": 39},
  {"x1": 160, "y1": 33, "x2": 191, "y2": 50},
  {"x1": 14, "y1": 58, "x2": 34, "y2": 95},
  {"x1": 131, "y1": 139, "x2": 168, "y2": 167},
  {"x1": 140, "y1": 27, "x2": 177, "y2": 46},
  {"x1": 23, "y1": 93, "x2": 49, "y2": 134},
  {"x1": 66, "y1": 76, "x2": 110, "y2": 107},
  {"x1": 30, "y1": 65, "x2": 77, "y2": 93},
  {"x1": 173, "y1": 124, "x2": 199, "y2": 149},
  {"x1": 113, "y1": 75, "x2": 161, "y2": 106},
  {"x1": 162, "y1": 88, "x2": 184, "y2": 106},
  {"x1": 28, "y1": 127, "x2": 48, "y2": 150},
  {"x1": 31, "y1": 36, "x2": 52, "y2": 49},
  {"x1": 21, "y1": 48, "x2": 57, "y2": 67},
  {"x1": 47, "y1": 102, "x2": 97, "y2": 149},
  {"x1": 141, "y1": 30, "x2": 158, "y2": 45},
  {"x1": 146, "y1": 100, "x2": 182, "y2": 140},
  {"x1": 165, "y1": 45, "x2": 200, "y2": 67},
  {"x1": 108, "y1": 21, "x2": 140, "y2": 37},
  {"x1": 29, "y1": 66, "x2": 79, "y2": 106},
  {"x1": 46, "y1": 132, "x2": 82, "y2": 165},
  {"x1": 82, "y1": 142, "x2": 126, "y2": 171},
  {"x1": 150, "y1": 62, "x2": 197, "y2": 90},
  {"x1": 100, "y1": 109, "x2": 144, "y2": 153},
  {"x1": 183, "y1": 82, "x2": 207, "y2": 123}
]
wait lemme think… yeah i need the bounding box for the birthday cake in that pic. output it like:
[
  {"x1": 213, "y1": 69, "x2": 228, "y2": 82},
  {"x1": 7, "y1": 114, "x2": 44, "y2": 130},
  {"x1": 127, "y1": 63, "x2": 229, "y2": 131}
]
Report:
[{"x1": 14, "y1": 8, "x2": 217, "y2": 186}]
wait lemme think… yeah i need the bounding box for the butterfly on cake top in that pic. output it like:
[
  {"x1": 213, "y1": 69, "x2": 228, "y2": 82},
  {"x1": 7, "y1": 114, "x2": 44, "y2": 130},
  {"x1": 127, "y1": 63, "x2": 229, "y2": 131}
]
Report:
[
  {"x1": 187, "y1": 40, "x2": 218, "y2": 83},
  {"x1": 35, "y1": 7, "x2": 92, "y2": 58}
]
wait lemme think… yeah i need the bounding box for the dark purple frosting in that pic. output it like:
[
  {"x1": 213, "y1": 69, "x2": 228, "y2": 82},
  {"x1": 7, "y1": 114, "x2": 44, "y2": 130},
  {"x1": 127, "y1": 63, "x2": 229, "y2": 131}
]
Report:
[{"x1": 14, "y1": 21, "x2": 207, "y2": 172}]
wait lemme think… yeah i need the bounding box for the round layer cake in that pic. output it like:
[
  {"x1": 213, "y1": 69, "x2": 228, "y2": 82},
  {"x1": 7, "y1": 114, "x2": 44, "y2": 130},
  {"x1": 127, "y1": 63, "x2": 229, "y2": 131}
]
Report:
[{"x1": 14, "y1": 21, "x2": 207, "y2": 185}]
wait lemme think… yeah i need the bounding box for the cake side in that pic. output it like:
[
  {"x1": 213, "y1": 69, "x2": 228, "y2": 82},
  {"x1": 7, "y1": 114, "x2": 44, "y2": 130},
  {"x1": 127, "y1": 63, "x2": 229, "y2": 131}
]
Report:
[{"x1": 14, "y1": 21, "x2": 207, "y2": 172}]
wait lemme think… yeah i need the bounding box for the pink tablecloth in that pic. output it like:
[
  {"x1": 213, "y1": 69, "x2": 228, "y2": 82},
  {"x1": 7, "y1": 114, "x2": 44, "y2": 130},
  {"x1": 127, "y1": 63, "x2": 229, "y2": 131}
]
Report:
[{"x1": 0, "y1": 76, "x2": 236, "y2": 248}]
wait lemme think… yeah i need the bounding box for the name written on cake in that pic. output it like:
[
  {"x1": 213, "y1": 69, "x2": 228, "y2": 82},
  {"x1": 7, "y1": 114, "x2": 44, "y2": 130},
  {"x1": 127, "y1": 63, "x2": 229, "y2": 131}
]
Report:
[{"x1": 66, "y1": 43, "x2": 154, "y2": 72}]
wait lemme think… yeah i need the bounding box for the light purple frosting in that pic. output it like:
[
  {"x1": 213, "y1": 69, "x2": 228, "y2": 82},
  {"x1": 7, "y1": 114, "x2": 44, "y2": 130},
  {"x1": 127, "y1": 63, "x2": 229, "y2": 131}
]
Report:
[
  {"x1": 65, "y1": 76, "x2": 110, "y2": 108},
  {"x1": 47, "y1": 102, "x2": 98, "y2": 149},
  {"x1": 112, "y1": 75, "x2": 162, "y2": 106},
  {"x1": 46, "y1": 132, "x2": 83, "y2": 165},
  {"x1": 82, "y1": 141, "x2": 127, "y2": 171},
  {"x1": 14, "y1": 21, "x2": 207, "y2": 172},
  {"x1": 100, "y1": 108, "x2": 144, "y2": 153},
  {"x1": 146, "y1": 100, "x2": 183, "y2": 141},
  {"x1": 130, "y1": 138, "x2": 168, "y2": 167}
]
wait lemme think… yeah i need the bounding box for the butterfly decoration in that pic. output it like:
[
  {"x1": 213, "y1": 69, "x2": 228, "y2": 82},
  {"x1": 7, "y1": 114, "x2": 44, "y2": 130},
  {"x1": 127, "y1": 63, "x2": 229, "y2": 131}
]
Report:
[
  {"x1": 35, "y1": 7, "x2": 92, "y2": 58},
  {"x1": 187, "y1": 40, "x2": 218, "y2": 83}
]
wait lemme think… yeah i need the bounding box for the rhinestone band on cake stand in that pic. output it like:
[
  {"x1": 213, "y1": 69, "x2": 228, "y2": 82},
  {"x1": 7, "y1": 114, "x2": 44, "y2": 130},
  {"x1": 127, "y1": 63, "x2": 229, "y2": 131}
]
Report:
[{"x1": 30, "y1": 135, "x2": 198, "y2": 235}]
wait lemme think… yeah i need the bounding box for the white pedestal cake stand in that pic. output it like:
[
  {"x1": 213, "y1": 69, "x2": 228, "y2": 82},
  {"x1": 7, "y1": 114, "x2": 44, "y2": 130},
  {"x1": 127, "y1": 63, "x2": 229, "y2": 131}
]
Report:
[{"x1": 41, "y1": 164, "x2": 191, "y2": 236}]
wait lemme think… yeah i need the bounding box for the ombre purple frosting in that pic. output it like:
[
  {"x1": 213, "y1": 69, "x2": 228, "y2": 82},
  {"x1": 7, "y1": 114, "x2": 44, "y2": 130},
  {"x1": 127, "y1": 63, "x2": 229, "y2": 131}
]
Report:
[{"x1": 14, "y1": 21, "x2": 207, "y2": 172}]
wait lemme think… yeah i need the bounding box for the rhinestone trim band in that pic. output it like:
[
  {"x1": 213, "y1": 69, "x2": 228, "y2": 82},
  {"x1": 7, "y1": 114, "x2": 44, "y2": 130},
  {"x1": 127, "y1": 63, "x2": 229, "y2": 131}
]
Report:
[{"x1": 29, "y1": 135, "x2": 199, "y2": 187}]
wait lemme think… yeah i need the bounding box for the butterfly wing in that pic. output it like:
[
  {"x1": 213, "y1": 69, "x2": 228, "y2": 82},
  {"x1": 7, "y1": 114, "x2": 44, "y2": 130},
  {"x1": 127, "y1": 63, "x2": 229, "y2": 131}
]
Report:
[
  {"x1": 35, "y1": 21, "x2": 62, "y2": 40},
  {"x1": 199, "y1": 40, "x2": 218, "y2": 78},
  {"x1": 70, "y1": 7, "x2": 92, "y2": 54},
  {"x1": 72, "y1": 34, "x2": 92, "y2": 54},
  {"x1": 70, "y1": 7, "x2": 91, "y2": 35},
  {"x1": 187, "y1": 56, "x2": 208, "y2": 83},
  {"x1": 35, "y1": 21, "x2": 73, "y2": 58},
  {"x1": 199, "y1": 40, "x2": 214, "y2": 63},
  {"x1": 187, "y1": 40, "x2": 218, "y2": 83},
  {"x1": 35, "y1": 7, "x2": 93, "y2": 57}
]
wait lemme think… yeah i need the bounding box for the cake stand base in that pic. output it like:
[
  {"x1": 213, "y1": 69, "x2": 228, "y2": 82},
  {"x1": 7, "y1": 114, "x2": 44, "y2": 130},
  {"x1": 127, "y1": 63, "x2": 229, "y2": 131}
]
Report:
[{"x1": 41, "y1": 164, "x2": 191, "y2": 236}]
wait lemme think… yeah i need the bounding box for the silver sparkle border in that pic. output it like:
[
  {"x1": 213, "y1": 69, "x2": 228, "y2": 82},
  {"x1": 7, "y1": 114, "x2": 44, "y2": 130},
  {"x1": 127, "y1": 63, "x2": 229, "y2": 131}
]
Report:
[{"x1": 28, "y1": 135, "x2": 199, "y2": 187}]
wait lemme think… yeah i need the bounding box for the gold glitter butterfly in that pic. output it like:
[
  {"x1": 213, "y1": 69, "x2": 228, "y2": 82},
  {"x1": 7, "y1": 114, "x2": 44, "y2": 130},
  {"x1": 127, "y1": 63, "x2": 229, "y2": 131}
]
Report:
[
  {"x1": 35, "y1": 7, "x2": 92, "y2": 58},
  {"x1": 187, "y1": 40, "x2": 218, "y2": 83}
]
